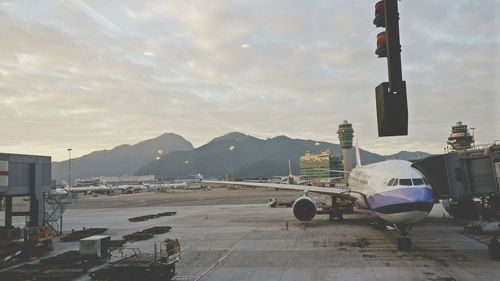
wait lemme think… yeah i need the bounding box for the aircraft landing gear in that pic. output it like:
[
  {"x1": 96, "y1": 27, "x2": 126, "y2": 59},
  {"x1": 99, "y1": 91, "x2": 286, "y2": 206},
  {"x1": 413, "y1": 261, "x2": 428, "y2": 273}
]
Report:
[
  {"x1": 397, "y1": 237, "x2": 412, "y2": 251},
  {"x1": 396, "y1": 224, "x2": 412, "y2": 251},
  {"x1": 329, "y1": 210, "x2": 343, "y2": 221},
  {"x1": 329, "y1": 196, "x2": 343, "y2": 221}
]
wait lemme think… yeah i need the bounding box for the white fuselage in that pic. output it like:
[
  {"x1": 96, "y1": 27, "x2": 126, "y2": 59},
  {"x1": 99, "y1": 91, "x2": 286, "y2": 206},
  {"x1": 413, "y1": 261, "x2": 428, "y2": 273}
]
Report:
[
  {"x1": 66, "y1": 185, "x2": 115, "y2": 194},
  {"x1": 347, "y1": 160, "x2": 434, "y2": 225}
]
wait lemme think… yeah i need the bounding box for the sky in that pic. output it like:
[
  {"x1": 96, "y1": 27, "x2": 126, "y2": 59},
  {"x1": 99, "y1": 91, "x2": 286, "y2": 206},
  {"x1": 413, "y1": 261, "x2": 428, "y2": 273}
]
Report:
[{"x1": 0, "y1": 0, "x2": 498, "y2": 161}]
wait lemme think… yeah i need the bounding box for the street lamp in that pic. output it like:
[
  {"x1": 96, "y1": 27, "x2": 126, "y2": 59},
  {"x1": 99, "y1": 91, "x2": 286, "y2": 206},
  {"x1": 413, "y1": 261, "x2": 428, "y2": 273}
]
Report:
[
  {"x1": 184, "y1": 160, "x2": 190, "y2": 178},
  {"x1": 314, "y1": 142, "x2": 321, "y2": 153},
  {"x1": 67, "y1": 148, "x2": 72, "y2": 191},
  {"x1": 155, "y1": 149, "x2": 163, "y2": 182},
  {"x1": 229, "y1": 145, "x2": 235, "y2": 180}
]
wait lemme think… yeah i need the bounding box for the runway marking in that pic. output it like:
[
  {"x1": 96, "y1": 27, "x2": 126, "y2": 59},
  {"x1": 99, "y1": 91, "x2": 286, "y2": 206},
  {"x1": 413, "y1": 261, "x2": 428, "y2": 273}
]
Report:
[
  {"x1": 172, "y1": 277, "x2": 198, "y2": 281},
  {"x1": 193, "y1": 247, "x2": 236, "y2": 281}
]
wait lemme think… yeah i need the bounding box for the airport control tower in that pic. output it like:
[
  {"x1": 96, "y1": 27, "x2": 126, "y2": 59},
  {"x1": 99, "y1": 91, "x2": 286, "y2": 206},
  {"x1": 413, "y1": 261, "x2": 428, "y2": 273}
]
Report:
[
  {"x1": 447, "y1": 121, "x2": 474, "y2": 151},
  {"x1": 337, "y1": 120, "x2": 354, "y2": 177}
]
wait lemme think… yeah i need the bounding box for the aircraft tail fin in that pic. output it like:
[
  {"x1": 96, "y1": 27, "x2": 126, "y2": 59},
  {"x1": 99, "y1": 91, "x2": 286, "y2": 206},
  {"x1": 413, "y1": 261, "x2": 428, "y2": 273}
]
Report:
[
  {"x1": 288, "y1": 160, "x2": 292, "y2": 177},
  {"x1": 355, "y1": 137, "x2": 362, "y2": 167},
  {"x1": 62, "y1": 180, "x2": 69, "y2": 190}
]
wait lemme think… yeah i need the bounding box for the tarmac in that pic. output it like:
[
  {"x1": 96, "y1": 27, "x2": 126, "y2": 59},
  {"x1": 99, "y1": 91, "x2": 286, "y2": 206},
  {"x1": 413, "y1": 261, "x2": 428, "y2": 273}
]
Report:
[{"x1": 2, "y1": 188, "x2": 500, "y2": 281}]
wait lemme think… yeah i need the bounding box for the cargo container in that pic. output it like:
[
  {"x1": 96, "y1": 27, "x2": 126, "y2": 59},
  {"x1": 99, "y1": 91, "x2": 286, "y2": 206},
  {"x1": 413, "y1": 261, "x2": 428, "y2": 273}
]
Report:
[{"x1": 79, "y1": 235, "x2": 110, "y2": 258}]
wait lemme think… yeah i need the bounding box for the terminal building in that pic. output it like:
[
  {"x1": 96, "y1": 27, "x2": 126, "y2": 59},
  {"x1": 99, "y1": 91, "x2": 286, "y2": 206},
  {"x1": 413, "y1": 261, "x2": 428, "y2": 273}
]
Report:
[{"x1": 299, "y1": 150, "x2": 343, "y2": 186}]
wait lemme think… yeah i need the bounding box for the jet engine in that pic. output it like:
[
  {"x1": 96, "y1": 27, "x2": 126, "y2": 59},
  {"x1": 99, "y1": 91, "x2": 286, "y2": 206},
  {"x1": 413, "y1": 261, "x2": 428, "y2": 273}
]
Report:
[{"x1": 292, "y1": 196, "x2": 316, "y2": 222}]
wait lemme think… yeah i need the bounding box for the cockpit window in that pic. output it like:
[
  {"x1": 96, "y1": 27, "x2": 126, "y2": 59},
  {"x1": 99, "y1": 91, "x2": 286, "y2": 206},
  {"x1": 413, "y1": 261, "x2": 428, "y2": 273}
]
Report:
[
  {"x1": 399, "y1": 179, "x2": 412, "y2": 186},
  {"x1": 387, "y1": 178, "x2": 395, "y2": 186},
  {"x1": 422, "y1": 177, "x2": 430, "y2": 185},
  {"x1": 412, "y1": 178, "x2": 424, "y2": 186},
  {"x1": 391, "y1": 178, "x2": 399, "y2": 186}
]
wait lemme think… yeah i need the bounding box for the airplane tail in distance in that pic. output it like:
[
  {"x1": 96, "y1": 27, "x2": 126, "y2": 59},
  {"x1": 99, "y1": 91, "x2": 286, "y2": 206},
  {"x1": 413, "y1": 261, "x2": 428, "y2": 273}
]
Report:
[
  {"x1": 355, "y1": 136, "x2": 362, "y2": 167},
  {"x1": 192, "y1": 173, "x2": 204, "y2": 181},
  {"x1": 61, "y1": 180, "x2": 69, "y2": 189},
  {"x1": 288, "y1": 160, "x2": 292, "y2": 177}
]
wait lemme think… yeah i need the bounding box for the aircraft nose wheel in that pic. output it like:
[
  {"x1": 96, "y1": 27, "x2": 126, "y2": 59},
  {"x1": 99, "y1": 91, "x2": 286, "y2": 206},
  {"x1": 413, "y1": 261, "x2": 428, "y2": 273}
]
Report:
[
  {"x1": 397, "y1": 237, "x2": 412, "y2": 251},
  {"x1": 328, "y1": 210, "x2": 343, "y2": 221},
  {"x1": 395, "y1": 224, "x2": 412, "y2": 251}
]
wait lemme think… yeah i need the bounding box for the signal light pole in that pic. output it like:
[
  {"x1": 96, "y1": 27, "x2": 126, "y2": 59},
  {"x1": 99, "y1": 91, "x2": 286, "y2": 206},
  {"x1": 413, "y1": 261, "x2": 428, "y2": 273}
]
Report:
[{"x1": 373, "y1": 0, "x2": 408, "y2": 137}]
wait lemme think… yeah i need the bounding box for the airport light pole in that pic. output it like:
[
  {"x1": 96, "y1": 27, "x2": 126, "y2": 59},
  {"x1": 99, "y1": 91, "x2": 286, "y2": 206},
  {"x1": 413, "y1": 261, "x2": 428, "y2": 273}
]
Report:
[
  {"x1": 314, "y1": 142, "x2": 320, "y2": 153},
  {"x1": 184, "y1": 160, "x2": 190, "y2": 177},
  {"x1": 67, "y1": 148, "x2": 72, "y2": 191},
  {"x1": 156, "y1": 149, "x2": 163, "y2": 182},
  {"x1": 229, "y1": 145, "x2": 235, "y2": 180}
]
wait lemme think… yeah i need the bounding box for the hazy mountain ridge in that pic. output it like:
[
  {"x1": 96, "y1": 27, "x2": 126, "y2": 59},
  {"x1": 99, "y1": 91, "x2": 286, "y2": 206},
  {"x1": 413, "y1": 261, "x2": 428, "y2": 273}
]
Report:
[
  {"x1": 52, "y1": 132, "x2": 431, "y2": 182},
  {"x1": 52, "y1": 133, "x2": 193, "y2": 182},
  {"x1": 384, "y1": 150, "x2": 430, "y2": 161},
  {"x1": 136, "y1": 132, "x2": 430, "y2": 179}
]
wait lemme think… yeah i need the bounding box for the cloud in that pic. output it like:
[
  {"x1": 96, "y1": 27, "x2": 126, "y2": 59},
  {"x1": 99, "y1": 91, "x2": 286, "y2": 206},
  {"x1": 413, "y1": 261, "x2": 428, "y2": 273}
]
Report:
[{"x1": 0, "y1": 0, "x2": 498, "y2": 160}]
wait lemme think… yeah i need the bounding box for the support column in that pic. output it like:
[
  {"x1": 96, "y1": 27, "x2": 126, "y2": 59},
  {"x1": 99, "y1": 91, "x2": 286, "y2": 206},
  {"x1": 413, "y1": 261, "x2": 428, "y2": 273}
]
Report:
[
  {"x1": 29, "y1": 195, "x2": 39, "y2": 227},
  {"x1": 5, "y1": 196, "x2": 12, "y2": 227}
]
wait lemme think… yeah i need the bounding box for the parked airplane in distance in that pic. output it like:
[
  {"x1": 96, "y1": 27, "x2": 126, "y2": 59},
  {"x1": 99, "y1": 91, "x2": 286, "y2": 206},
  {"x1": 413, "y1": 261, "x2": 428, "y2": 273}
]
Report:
[
  {"x1": 204, "y1": 144, "x2": 434, "y2": 251},
  {"x1": 50, "y1": 181, "x2": 147, "y2": 195}
]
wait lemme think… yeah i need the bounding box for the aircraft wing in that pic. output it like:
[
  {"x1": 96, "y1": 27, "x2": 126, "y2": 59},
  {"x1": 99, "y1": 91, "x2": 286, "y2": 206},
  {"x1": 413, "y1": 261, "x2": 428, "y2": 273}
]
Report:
[{"x1": 203, "y1": 180, "x2": 349, "y2": 196}]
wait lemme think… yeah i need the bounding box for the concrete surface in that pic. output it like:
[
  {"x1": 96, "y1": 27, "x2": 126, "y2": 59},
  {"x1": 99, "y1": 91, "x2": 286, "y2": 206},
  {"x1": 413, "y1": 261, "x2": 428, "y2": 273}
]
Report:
[{"x1": 1, "y1": 188, "x2": 500, "y2": 281}]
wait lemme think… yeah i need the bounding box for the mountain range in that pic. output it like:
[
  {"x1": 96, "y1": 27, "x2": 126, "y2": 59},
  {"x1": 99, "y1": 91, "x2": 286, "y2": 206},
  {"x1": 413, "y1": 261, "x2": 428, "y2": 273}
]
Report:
[
  {"x1": 52, "y1": 133, "x2": 193, "y2": 182},
  {"x1": 52, "y1": 132, "x2": 431, "y2": 182}
]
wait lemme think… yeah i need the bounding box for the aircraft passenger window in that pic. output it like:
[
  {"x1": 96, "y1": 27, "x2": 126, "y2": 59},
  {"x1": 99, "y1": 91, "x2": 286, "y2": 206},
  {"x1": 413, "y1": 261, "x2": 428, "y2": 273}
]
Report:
[
  {"x1": 412, "y1": 178, "x2": 424, "y2": 186},
  {"x1": 387, "y1": 178, "x2": 395, "y2": 186},
  {"x1": 391, "y1": 179, "x2": 399, "y2": 186},
  {"x1": 399, "y1": 179, "x2": 412, "y2": 186},
  {"x1": 422, "y1": 177, "x2": 430, "y2": 185}
]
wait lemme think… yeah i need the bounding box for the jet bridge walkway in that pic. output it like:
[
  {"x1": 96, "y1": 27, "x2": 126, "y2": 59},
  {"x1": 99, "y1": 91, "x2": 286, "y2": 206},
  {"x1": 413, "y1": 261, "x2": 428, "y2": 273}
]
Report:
[{"x1": 413, "y1": 142, "x2": 500, "y2": 218}]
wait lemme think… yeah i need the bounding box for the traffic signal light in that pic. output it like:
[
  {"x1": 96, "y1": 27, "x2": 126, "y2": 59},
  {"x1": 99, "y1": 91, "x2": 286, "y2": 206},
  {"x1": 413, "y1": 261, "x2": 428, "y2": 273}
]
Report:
[{"x1": 373, "y1": 0, "x2": 408, "y2": 137}]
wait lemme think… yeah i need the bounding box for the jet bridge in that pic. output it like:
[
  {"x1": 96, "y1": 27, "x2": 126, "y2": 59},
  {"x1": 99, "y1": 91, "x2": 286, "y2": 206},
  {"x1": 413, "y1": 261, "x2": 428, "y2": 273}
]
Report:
[
  {"x1": 412, "y1": 144, "x2": 500, "y2": 199},
  {"x1": 0, "y1": 153, "x2": 52, "y2": 227},
  {"x1": 412, "y1": 143, "x2": 500, "y2": 218}
]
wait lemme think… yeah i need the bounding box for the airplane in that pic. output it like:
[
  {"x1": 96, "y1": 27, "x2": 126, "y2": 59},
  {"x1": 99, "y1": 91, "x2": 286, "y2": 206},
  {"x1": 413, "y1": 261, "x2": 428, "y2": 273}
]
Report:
[
  {"x1": 204, "y1": 142, "x2": 434, "y2": 251},
  {"x1": 49, "y1": 187, "x2": 70, "y2": 196},
  {"x1": 52, "y1": 181, "x2": 135, "y2": 195},
  {"x1": 146, "y1": 181, "x2": 195, "y2": 191},
  {"x1": 282, "y1": 160, "x2": 300, "y2": 184},
  {"x1": 269, "y1": 160, "x2": 310, "y2": 185}
]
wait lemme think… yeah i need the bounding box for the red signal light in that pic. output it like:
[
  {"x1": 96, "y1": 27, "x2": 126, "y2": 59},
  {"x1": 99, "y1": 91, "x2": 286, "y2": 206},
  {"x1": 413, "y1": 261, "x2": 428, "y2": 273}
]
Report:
[
  {"x1": 376, "y1": 31, "x2": 387, "y2": 57},
  {"x1": 374, "y1": 1, "x2": 385, "y2": 27}
]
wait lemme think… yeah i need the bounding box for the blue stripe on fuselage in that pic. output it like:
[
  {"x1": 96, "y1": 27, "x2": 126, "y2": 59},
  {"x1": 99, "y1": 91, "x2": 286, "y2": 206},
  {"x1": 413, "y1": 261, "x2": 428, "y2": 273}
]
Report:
[{"x1": 367, "y1": 187, "x2": 433, "y2": 210}]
